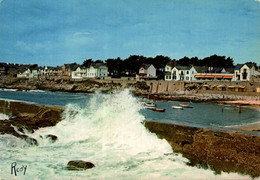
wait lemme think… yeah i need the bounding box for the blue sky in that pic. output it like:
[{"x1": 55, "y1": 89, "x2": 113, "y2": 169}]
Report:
[{"x1": 0, "y1": 0, "x2": 259, "y2": 66}]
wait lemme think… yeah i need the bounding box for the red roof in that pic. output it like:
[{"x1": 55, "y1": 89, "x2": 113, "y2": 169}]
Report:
[{"x1": 195, "y1": 75, "x2": 233, "y2": 79}]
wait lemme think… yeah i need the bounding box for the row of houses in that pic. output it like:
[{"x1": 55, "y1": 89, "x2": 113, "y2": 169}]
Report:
[
  {"x1": 0, "y1": 62, "x2": 109, "y2": 79},
  {"x1": 163, "y1": 62, "x2": 258, "y2": 82},
  {"x1": 1, "y1": 61, "x2": 259, "y2": 82}
]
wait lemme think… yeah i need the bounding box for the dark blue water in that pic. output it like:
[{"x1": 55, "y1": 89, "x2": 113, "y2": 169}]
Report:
[
  {"x1": 0, "y1": 89, "x2": 259, "y2": 127},
  {"x1": 141, "y1": 101, "x2": 260, "y2": 127},
  {"x1": 0, "y1": 89, "x2": 89, "y2": 106}
]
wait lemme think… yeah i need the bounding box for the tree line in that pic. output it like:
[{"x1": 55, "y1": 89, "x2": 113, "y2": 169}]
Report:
[{"x1": 82, "y1": 54, "x2": 257, "y2": 78}]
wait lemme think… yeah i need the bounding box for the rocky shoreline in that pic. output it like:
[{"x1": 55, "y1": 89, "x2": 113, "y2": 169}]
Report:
[
  {"x1": 0, "y1": 99, "x2": 259, "y2": 177},
  {"x1": 1, "y1": 77, "x2": 260, "y2": 107},
  {"x1": 145, "y1": 120, "x2": 260, "y2": 178},
  {"x1": 0, "y1": 100, "x2": 63, "y2": 145}
]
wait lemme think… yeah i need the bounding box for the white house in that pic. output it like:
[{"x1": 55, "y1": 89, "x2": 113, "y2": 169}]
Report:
[
  {"x1": 137, "y1": 64, "x2": 156, "y2": 79},
  {"x1": 71, "y1": 63, "x2": 108, "y2": 79},
  {"x1": 71, "y1": 66, "x2": 87, "y2": 79},
  {"x1": 17, "y1": 68, "x2": 40, "y2": 78},
  {"x1": 164, "y1": 61, "x2": 175, "y2": 81},
  {"x1": 86, "y1": 63, "x2": 108, "y2": 78},
  {"x1": 188, "y1": 66, "x2": 198, "y2": 81},
  {"x1": 233, "y1": 64, "x2": 256, "y2": 81},
  {"x1": 171, "y1": 66, "x2": 192, "y2": 81},
  {"x1": 165, "y1": 65, "x2": 198, "y2": 81}
]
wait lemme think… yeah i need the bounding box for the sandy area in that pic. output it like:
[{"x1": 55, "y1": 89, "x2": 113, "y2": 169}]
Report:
[
  {"x1": 224, "y1": 121, "x2": 260, "y2": 132},
  {"x1": 222, "y1": 100, "x2": 260, "y2": 132},
  {"x1": 224, "y1": 100, "x2": 260, "y2": 108}
]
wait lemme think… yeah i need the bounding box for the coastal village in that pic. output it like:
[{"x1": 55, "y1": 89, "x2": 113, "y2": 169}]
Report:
[
  {"x1": 0, "y1": 56, "x2": 260, "y2": 95},
  {"x1": 0, "y1": 57, "x2": 259, "y2": 82}
]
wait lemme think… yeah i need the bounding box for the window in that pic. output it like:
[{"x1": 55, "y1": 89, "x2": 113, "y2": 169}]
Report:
[
  {"x1": 186, "y1": 77, "x2": 189, "y2": 80},
  {"x1": 173, "y1": 71, "x2": 177, "y2": 80},
  {"x1": 242, "y1": 69, "x2": 247, "y2": 80},
  {"x1": 186, "y1": 71, "x2": 189, "y2": 74}
]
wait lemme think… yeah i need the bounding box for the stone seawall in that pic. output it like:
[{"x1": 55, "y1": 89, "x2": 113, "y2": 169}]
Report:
[
  {"x1": 146, "y1": 80, "x2": 260, "y2": 98},
  {"x1": 145, "y1": 120, "x2": 260, "y2": 178}
]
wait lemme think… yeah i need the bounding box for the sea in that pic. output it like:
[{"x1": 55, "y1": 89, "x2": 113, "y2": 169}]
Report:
[{"x1": 0, "y1": 89, "x2": 259, "y2": 180}]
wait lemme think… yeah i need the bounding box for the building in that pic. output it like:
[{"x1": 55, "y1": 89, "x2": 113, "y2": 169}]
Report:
[
  {"x1": 165, "y1": 65, "x2": 203, "y2": 81},
  {"x1": 233, "y1": 63, "x2": 256, "y2": 81},
  {"x1": 42, "y1": 66, "x2": 62, "y2": 77},
  {"x1": 17, "y1": 66, "x2": 40, "y2": 78},
  {"x1": 195, "y1": 67, "x2": 234, "y2": 81},
  {"x1": 165, "y1": 65, "x2": 235, "y2": 82},
  {"x1": 170, "y1": 66, "x2": 200, "y2": 81},
  {"x1": 62, "y1": 63, "x2": 79, "y2": 77},
  {"x1": 0, "y1": 63, "x2": 7, "y2": 76},
  {"x1": 71, "y1": 63, "x2": 108, "y2": 79},
  {"x1": 164, "y1": 61, "x2": 175, "y2": 81},
  {"x1": 86, "y1": 63, "x2": 108, "y2": 78},
  {"x1": 137, "y1": 64, "x2": 156, "y2": 80},
  {"x1": 71, "y1": 66, "x2": 87, "y2": 79}
]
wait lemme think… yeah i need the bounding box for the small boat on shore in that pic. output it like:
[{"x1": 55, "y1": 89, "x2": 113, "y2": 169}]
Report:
[
  {"x1": 179, "y1": 104, "x2": 193, "y2": 108},
  {"x1": 152, "y1": 108, "x2": 166, "y2": 112},
  {"x1": 172, "y1": 106, "x2": 183, "y2": 110}
]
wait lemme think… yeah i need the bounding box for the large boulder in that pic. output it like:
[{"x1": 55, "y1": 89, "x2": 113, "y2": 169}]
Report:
[{"x1": 67, "y1": 160, "x2": 95, "y2": 170}]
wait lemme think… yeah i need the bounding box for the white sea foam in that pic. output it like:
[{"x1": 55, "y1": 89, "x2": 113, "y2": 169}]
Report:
[
  {"x1": 0, "y1": 98, "x2": 35, "y2": 104},
  {"x1": 0, "y1": 88, "x2": 18, "y2": 91},
  {"x1": 0, "y1": 89, "x2": 254, "y2": 179},
  {"x1": 0, "y1": 113, "x2": 9, "y2": 120},
  {"x1": 28, "y1": 90, "x2": 46, "y2": 93}
]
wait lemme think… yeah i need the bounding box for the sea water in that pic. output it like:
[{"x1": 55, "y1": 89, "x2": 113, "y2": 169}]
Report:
[{"x1": 0, "y1": 89, "x2": 259, "y2": 179}]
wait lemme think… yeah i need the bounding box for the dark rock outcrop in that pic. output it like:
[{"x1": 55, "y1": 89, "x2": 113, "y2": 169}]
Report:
[
  {"x1": 46, "y1": 134, "x2": 58, "y2": 142},
  {"x1": 0, "y1": 100, "x2": 63, "y2": 144},
  {"x1": 67, "y1": 160, "x2": 95, "y2": 170},
  {"x1": 144, "y1": 121, "x2": 260, "y2": 178}
]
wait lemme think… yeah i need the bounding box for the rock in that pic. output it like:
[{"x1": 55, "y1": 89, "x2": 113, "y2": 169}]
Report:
[
  {"x1": 144, "y1": 121, "x2": 260, "y2": 178},
  {"x1": 67, "y1": 160, "x2": 95, "y2": 170},
  {"x1": 46, "y1": 134, "x2": 58, "y2": 142},
  {"x1": 0, "y1": 99, "x2": 63, "y2": 145}
]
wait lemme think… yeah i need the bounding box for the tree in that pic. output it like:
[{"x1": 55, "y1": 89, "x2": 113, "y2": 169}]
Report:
[
  {"x1": 94, "y1": 60, "x2": 103, "y2": 63},
  {"x1": 105, "y1": 57, "x2": 123, "y2": 77},
  {"x1": 82, "y1": 59, "x2": 93, "y2": 67},
  {"x1": 245, "y1": 61, "x2": 257, "y2": 68},
  {"x1": 178, "y1": 56, "x2": 190, "y2": 66}
]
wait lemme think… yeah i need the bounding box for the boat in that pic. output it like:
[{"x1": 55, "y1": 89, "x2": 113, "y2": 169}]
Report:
[
  {"x1": 152, "y1": 108, "x2": 165, "y2": 112},
  {"x1": 145, "y1": 106, "x2": 155, "y2": 110},
  {"x1": 172, "y1": 106, "x2": 183, "y2": 110},
  {"x1": 179, "y1": 104, "x2": 193, "y2": 108},
  {"x1": 144, "y1": 102, "x2": 156, "y2": 107}
]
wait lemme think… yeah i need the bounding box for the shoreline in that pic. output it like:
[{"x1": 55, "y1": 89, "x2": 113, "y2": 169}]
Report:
[
  {"x1": 222, "y1": 121, "x2": 260, "y2": 132},
  {"x1": 1, "y1": 85, "x2": 260, "y2": 111},
  {"x1": 145, "y1": 120, "x2": 260, "y2": 178}
]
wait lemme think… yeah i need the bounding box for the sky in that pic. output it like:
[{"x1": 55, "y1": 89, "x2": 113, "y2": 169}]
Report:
[{"x1": 0, "y1": 0, "x2": 259, "y2": 66}]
